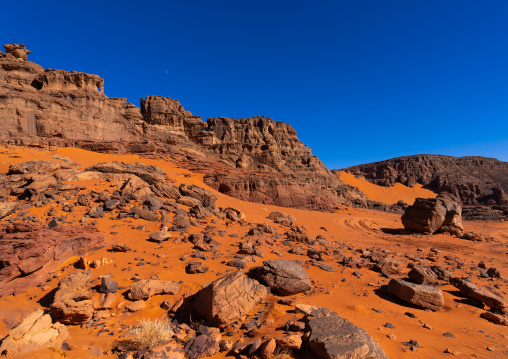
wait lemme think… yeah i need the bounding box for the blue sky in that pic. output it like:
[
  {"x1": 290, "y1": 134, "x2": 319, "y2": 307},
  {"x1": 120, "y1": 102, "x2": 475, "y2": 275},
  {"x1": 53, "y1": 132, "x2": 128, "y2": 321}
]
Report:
[{"x1": 3, "y1": 1, "x2": 508, "y2": 168}]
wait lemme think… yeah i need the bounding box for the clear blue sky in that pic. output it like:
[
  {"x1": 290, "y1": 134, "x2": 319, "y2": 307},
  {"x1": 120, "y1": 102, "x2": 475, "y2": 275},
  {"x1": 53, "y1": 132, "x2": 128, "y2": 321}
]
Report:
[{"x1": 3, "y1": 1, "x2": 508, "y2": 168}]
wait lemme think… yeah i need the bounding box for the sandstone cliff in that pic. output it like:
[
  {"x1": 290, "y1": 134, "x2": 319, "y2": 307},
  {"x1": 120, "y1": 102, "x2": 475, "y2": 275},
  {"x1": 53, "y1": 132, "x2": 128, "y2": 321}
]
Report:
[{"x1": 1, "y1": 44, "x2": 381, "y2": 212}]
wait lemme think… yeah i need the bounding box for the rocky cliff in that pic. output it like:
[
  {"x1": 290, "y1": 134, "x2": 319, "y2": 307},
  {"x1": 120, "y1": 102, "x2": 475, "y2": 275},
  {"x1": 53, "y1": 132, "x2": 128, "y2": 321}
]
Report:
[
  {"x1": 338, "y1": 154, "x2": 508, "y2": 219},
  {"x1": 1, "y1": 44, "x2": 385, "y2": 212}
]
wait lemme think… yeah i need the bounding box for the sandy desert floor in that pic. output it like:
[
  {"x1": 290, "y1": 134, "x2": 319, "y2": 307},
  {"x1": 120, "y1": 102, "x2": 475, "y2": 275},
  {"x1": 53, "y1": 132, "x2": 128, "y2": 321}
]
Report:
[{"x1": 0, "y1": 146, "x2": 506, "y2": 359}]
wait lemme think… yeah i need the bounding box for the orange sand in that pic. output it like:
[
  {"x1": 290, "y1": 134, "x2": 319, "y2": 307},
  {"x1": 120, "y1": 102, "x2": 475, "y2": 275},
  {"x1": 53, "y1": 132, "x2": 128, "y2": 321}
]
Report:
[
  {"x1": 0, "y1": 146, "x2": 506, "y2": 359},
  {"x1": 339, "y1": 171, "x2": 437, "y2": 205}
]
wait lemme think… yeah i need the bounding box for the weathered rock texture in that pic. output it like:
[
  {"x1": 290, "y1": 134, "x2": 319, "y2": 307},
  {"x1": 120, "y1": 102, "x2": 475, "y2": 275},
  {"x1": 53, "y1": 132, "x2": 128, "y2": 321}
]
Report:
[
  {"x1": 193, "y1": 271, "x2": 267, "y2": 328},
  {"x1": 0, "y1": 309, "x2": 68, "y2": 356},
  {"x1": 0, "y1": 44, "x2": 403, "y2": 213},
  {"x1": 50, "y1": 270, "x2": 94, "y2": 324},
  {"x1": 386, "y1": 278, "x2": 444, "y2": 311},
  {"x1": 249, "y1": 259, "x2": 312, "y2": 295},
  {"x1": 305, "y1": 306, "x2": 388, "y2": 359},
  {"x1": 401, "y1": 193, "x2": 464, "y2": 235},
  {"x1": 0, "y1": 222, "x2": 107, "y2": 297},
  {"x1": 339, "y1": 155, "x2": 508, "y2": 219}
]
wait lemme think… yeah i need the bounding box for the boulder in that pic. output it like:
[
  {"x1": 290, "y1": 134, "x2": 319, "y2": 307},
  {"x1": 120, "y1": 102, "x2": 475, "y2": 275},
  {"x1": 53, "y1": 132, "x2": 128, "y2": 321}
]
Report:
[
  {"x1": 185, "y1": 335, "x2": 219, "y2": 359},
  {"x1": 249, "y1": 259, "x2": 312, "y2": 295},
  {"x1": 128, "y1": 279, "x2": 180, "y2": 301},
  {"x1": 375, "y1": 258, "x2": 402, "y2": 274},
  {"x1": 0, "y1": 201, "x2": 19, "y2": 219},
  {"x1": 179, "y1": 183, "x2": 217, "y2": 209},
  {"x1": 408, "y1": 266, "x2": 438, "y2": 285},
  {"x1": 305, "y1": 307, "x2": 388, "y2": 359},
  {"x1": 450, "y1": 277, "x2": 507, "y2": 310},
  {"x1": 193, "y1": 271, "x2": 267, "y2": 328},
  {"x1": 267, "y1": 211, "x2": 296, "y2": 226},
  {"x1": 131, "y1": 206, "x2": 159, "y2": 221},
  {"x1": 386, "y1": 278, "x2": 444, "y2": 311},
  {"x1": 401, "y1": 194, "x2": 463, "y2": 235},
  {"x1": 50, "y1": 270, "x2": 94, "y2": 324},
  {"x1": 0, "y1": 309, "x2": 68, "y2": 356}
]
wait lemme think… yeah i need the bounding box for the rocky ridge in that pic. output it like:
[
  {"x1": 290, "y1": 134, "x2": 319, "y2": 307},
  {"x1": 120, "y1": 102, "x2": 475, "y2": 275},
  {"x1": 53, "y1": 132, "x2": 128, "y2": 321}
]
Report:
[
  {"x1": 338, "y1": 154, "x2": 508, "y2": 220},
  {"x1": 0, "y1": 44, "x2": 403, "y2": 213}
]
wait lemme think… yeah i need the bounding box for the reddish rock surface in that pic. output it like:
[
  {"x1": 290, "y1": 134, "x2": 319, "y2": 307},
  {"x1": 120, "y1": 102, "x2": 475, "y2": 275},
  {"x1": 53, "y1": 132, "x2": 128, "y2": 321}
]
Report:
[{"x1": 0, "y1": 223, "x2": 107, "y2": 297}]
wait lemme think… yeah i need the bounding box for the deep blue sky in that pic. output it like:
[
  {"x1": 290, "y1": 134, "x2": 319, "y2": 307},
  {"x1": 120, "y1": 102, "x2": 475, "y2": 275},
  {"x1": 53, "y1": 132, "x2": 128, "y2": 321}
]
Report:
[{"x1": 3, "y1": 1, "x2": 508, "y2": 168}]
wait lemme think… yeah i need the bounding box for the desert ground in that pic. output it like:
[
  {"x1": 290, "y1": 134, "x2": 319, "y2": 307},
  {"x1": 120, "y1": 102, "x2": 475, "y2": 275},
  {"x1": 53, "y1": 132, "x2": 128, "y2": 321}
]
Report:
[{"x1": 0, "y1": 146, "x2": 506, "y2": 359}]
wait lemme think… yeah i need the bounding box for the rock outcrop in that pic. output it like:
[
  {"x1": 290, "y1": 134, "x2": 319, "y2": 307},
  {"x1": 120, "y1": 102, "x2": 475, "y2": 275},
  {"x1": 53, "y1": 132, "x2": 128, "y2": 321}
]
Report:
[
  {"x1": 0, "y1": 222, "x2": 107, "y2": 298},
  {"x1": 0, "y1": 309, "x2": 68, "y2": 356},
  {"x1": 0, "y1": 44, "x2": 390, "y2": 213},
  {"x1": 50, "y1": 270, "x2": 94, "y2": 324},
  {"x1": 339, "y1": 154, "x2": 508, "y2": 219}
]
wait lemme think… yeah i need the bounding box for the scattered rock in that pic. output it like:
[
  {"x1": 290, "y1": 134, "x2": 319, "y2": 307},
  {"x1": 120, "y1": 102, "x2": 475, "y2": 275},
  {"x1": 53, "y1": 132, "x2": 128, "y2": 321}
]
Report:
[{"x1": 50, "y1": 270, "x2": 94, "y2": 324}]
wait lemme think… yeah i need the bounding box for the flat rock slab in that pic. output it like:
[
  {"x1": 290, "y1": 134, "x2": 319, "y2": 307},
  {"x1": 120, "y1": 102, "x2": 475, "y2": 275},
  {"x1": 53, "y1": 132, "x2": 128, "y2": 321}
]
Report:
[
  {"x1": 387, "y1": 278, "x2": 444, "y2": 311},
  {"x1": 306, "y1": 307, "x2": 388, "y2": 359}
]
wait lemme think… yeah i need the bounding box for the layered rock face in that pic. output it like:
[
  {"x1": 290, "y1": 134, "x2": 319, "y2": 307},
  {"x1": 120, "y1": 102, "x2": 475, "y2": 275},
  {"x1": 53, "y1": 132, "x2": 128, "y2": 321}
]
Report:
[
  {"x1": 340, "y1": 154, "x2": 508, "y2": 219},
  {"x1": 0, "y1": 45, "x2": 144, "y2": 145},
  {"x1": 140, "y1": 95, "x2": 206, "y2": 143}
]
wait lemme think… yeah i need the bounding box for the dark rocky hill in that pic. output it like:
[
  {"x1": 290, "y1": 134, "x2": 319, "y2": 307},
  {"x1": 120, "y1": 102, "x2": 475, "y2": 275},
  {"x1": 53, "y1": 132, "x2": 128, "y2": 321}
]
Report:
[{"x1": 337, "y1": 154, "x2": 508, "y2": 220}]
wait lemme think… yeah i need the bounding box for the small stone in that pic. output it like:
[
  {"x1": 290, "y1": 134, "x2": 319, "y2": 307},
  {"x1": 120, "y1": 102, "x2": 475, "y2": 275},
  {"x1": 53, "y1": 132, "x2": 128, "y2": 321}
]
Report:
[
  {"x1": 387, "y1": 333, "x2": 396, "y2": 340},
  {"x1": 487, "y1": 346, "x2": 494, "y2": 351},
  {"x1": 423, "y1": 323, "x2": 432, "y2": 330},
  {"x1": 384, "y1": 323, "x2": 394, "y2": 329},
  {"x1": 443, "y1": 332, "x2": 455, "y2": 338}
]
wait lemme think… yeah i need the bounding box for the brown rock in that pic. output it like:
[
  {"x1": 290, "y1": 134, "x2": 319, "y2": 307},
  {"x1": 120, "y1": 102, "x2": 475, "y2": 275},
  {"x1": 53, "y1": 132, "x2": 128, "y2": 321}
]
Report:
[
  {"x1": 386, "y1": 278, "x2": 444, "y2": 311},
  {"x1": 193, "y1": 271, "x2": 267, "y2": 328},
  {"x1": 408, "y1": 266, "x2": 439, "y2": 285},
  {"x1": 128, "y1": 279, "x2": 180, "y2": 300},
  {"x1": 0, "y1": 223, "x2": 107, "y2": 298},
  {"x1": 50, "y1": 270, "x2": 94, "y2": 324},
  {"x1": 126, "y1": 300, "x2": 146, "y2": 312},
  {"x1": 375, "y1": 258, "x2": 402, "y2": 274},
  {"x1": 0, "y1": 309, "x2": 68, "y2": 356},
  {"x1": 249, "y1": 259, "x2": 312, "y2": 295}
]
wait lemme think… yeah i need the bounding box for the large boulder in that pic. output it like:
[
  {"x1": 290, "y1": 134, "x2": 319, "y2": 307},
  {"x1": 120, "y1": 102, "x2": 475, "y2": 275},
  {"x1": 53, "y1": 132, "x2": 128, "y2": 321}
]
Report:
[
  {"x1": 249, "y1": 259, "x2": 312, "y2": 295},
  {"x1": 50, "y1": 270, "x2": 94, "y2": 324},
  {"x1": 0, "y1": 309, "x2": 68, "y2": 356},
  {"x1": 305, "y1": 307, "x2": 388, "y2": 359},
  {"x1": 408, "y1": 266, "x2": 438, "y2": 285},
  {"x1": 386, "y1": 278, "x2": 444, "y2": 311},
  {"x1": 193, "y1": 271, "x2": 267, "y2": 328},
  {"x1": 401, "y1": 194, "x2": 463, "y2": 235},
  {"x1": 128, "y1": 279, "x2": 180, "y2": 301}
]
